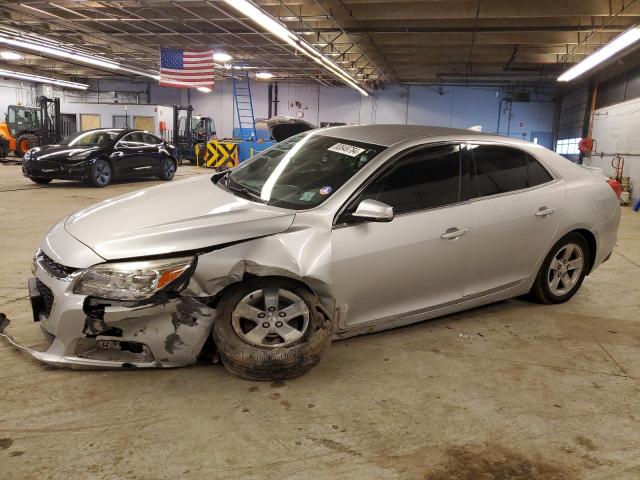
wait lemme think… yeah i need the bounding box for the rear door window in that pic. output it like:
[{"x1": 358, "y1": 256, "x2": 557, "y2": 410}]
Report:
[
  {"x1": 471, "y1": 145, "x2": 529, "y2": 196},
  {"x1": 528, "y1": 157, "x2": 553, "y2": 186}
]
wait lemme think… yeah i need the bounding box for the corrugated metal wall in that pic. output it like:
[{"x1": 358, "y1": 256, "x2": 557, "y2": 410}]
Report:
[{"x1": 557, "y1": 86, "x2": 588, "y2": 140}]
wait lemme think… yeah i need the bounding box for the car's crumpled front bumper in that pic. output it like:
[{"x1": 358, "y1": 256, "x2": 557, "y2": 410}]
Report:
[{"x1": 0, "y1": 224, "x2": 217, "y2": 370}]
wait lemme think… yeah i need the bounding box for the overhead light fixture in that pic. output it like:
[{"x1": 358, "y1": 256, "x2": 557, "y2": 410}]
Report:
[
  {"x1": 0, "y1": 67, "x2": 88, "y2": 90},
  {"x1": 256, "y1": 71, "x2": 273, "y2": 79},
  {"x1": 220, "y1": 0, "x2": 370, "y2": 95},
  {"x1": 0, "y1": 51, "x2": 22, "y2": 60},
  {"x1": 558, "y1": 27, "x2": 640, "y2": 82},
  {"x1": 197, "y1": 86, "x2": 212, "y2": 93},
  {"x1": 213, "y1": 52, "x2": 233, "y2": 62},
  {"x1": 0, "y1": 34, "x2": 158, "y2": 80}
]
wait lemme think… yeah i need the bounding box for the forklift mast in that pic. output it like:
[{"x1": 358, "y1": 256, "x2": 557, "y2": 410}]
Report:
[
  {"x1": 38, "y1": 96, "x2": 62, "y2": 144},
  {"x1": 173, "y1": 104, "x2": 193, "y2": 147}
]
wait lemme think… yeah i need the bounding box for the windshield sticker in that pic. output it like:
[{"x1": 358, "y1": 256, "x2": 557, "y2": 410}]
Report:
[
  {"x1": 319, "y1": 186, "x2": 332, "y2": 195},
  {"x1": 328, "y1": 143, "x2": 366, "y2": 157},
  {"x1": 299, "y1": 191, "x2": 316, "y2": 201}
]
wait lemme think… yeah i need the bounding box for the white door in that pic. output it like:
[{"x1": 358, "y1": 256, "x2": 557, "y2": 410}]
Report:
[
  {"x1": 462, "y1": 144, "x2": 564, "y2": 297},
  {"x1": 331, "y1": 143, "x2": 472, "y2": 327}
]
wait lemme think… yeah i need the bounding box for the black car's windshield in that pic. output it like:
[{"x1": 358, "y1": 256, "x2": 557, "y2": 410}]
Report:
[
  {"x1": 61, "y1": 130, "x2": 121, "y2": 147},
  {"x1": 226, "y1": 133, "x2": 386, "y2": 209}
]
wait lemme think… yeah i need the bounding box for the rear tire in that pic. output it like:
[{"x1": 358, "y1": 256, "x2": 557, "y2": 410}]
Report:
[
  {"x1": 159, "y1": 158, "x2": 176, "y2": 181},
  {"x1": 212, "y1": 277, "x2": 334, "y2": 381},
  {"x1": 29, "y1": 177, "x2": 52, "y2": 185},
  {"x1": 88, "y1": 159, "x2": 112, "y2": 187},
  {"x1": 529, "y1": 232, "x2": 591, "y2": 304}
]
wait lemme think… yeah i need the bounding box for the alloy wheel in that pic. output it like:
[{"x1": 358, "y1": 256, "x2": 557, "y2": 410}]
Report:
[
  {"x1": 547, "y1": 243, "x2": 584, "y2": 296},
  {"x1": 164, "y1": 160, "x2": 176, "y2": 178},
  {"x1": 232, "y1": 288, "x2": 310, "y2": 348},
  {"x1": 95, "y1": 161, "x2": 111, "y2": 185}
]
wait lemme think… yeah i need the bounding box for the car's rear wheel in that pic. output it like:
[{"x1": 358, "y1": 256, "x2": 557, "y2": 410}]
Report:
[
  {"x1": 29, "y1": 177, "x2": 52, "y2": 185},
  {"x1": 530, "y1": 232, "x2": 590, "y2": 304},
  {"x1": 88, "y1": 159, "x2": 112, "y2": 187},
  {"x1": 159, "y1": 158, "x2": 176, "y2": 181},
  {"x1": 212, "y1": 277, "x2": 334, "y2": 380}
]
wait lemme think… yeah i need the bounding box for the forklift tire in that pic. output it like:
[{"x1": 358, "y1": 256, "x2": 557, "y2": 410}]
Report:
[{"x1": 15, "y1": 135, "x2": 38, "y2": 157}]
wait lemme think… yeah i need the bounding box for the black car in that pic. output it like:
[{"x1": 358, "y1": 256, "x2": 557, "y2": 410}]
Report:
[{"x1": 22, "y1": 128, "x2": 178, "y2": 187}]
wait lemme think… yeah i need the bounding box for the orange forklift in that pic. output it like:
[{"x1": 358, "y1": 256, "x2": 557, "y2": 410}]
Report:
[{"x1": 0, "y1": 96, "x2": 61, "y2": 158}]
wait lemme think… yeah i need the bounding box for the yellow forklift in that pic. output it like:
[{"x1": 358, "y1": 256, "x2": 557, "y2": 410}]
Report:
[{"x1": 0, "y1": 96, "x2": 61, "y2": 157}]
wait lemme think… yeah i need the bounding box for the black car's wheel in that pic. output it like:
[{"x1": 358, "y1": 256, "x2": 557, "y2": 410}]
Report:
[
  {"x1": 213, "y1": 277, "x2": 334, "y2": 381},
  {"x1": 88, "y1": 159, "x2": 112, "y2": 187},
  {"x1": 29, "y1": 177, "x2": 52, "y2": 185},
  {"x1": 530, "y1": 232, "x2": 591, "y2": 304},
  {"x1": 159, "y1": 158, "x2": 176, "y2": 181}
]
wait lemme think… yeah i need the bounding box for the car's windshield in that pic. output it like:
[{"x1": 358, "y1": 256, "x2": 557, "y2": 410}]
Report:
[
  {"x1": 225, "y1": 133, "x2": 386, "y2": 209},
  {"x1": 61, "y1": 130, "x2": 121, "y2": 146}
]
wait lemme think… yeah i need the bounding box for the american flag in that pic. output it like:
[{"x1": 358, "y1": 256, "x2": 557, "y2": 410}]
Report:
[{"x1": 159, "y1": 48, "x2": 215, "y2": 89}]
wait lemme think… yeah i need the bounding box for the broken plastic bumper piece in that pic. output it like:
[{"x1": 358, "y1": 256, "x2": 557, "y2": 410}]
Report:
[{"x1": 0, "y1": 313, "x2": 159, "y2": 369}]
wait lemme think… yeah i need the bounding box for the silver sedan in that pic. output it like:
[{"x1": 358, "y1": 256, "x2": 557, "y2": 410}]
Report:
[{"x1": 0, "y1": 125, "x2": 620, "y2": 380}]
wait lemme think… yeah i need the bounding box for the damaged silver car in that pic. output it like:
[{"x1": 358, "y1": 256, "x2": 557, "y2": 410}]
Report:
[{"x1": 0, "y1": 125, "x2": 620, "y2": 380}]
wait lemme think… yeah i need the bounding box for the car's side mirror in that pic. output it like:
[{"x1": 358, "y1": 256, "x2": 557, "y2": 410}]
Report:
[{"x1": 351, "y1": 199, "x2": 394, "y2": 222}]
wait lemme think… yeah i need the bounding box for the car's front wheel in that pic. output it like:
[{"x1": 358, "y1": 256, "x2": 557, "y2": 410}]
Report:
[
  {"x1": 88, "y1": 159, "x2": 112, "y2": 187},
  {"x1": 530, "y1": 232, "x2": 590, "y2": 304},
  {"x1": 212, "y1": 277, "x2": 334, "y2": 380},
  {"x1": 159, "y1": 158, "x2": 176, "y2": 181}
]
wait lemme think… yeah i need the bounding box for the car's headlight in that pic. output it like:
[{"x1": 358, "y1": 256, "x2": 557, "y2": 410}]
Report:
[
  {"x1": 72, "y1": 150, "x2": 94, "y2": 160},
  {"x1": 74, "y1": 257, "x2": 195, "y2": 301},
  {"x1": 24, "y1": 148, "x2": 34, "y2": 160}
]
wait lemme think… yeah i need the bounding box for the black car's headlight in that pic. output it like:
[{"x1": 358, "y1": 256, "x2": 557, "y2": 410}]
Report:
[
  {"x1": 74, "y1": 256, "x2": 195, "y2": 301},
  {"x1": 23, "y1": 148, "x2": 35, "y2": 161},
  {"x1": 72, "y1": 150, "x2": 94, "y2": 160}
]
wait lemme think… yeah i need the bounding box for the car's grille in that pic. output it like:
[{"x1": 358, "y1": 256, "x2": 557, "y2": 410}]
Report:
[
  {"x1": 36, "y1": 279, "x2": 54, "y2": 318},
  {"x1": 35, "y1": 250, "x2": 78, "y2": 280}
]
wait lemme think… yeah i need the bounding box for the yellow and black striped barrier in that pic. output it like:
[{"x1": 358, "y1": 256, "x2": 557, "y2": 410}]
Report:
[{"x1": 195, "y1": 140, "x2": 239, "y2": 169}]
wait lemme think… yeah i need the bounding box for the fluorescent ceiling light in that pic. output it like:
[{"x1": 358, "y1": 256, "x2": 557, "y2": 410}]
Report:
[
  {"x1": 213, "y1": 52, "x2": 233, "y2": 62},
  {"x1": 558, "y1": 27, "x2": 640, "y2": 82},
  {"x1": 0, "y1": 51, "x2": 22, "y2": 60},
  {"x1": 220, "y1": 0, "x2": 369, "y2": 95},
  {"x1": 197, "y1": 86, "x2": 212, "y2": 93},
  {"x1": 0, "y1": 34, "x2": 158, "y2": 80},
  {"x1": 256, "y1": 71, "x2": 273, "y2": 79},
  {"x1": 0, "y1": 68, "x2": 88, "y2": 90}
]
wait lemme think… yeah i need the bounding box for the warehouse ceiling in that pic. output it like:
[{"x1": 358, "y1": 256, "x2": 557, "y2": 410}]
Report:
[{"x1": 1, "y1": 0, "x2": 640, "y2": 88}]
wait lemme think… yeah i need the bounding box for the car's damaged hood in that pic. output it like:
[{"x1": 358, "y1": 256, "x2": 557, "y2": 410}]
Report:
[{"x1": 64, "y1": 175, "x2": 296, "y2": 260}]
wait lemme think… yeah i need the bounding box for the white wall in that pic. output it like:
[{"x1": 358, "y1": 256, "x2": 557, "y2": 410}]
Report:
[
  {"x1": 588, "y1": 96, "x2": 640, "y2": 203},
  {"x1": 0, "y1": 76, "x2": 556, "y2": 147}
]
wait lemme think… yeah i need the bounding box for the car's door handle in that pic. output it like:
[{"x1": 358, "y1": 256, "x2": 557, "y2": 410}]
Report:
[
  {"x1": 440, "y1": 227, "x2": 468, "y2": 240},
  {"x1": 535, "y1": 207, "x2": 556, "y2": 217}
]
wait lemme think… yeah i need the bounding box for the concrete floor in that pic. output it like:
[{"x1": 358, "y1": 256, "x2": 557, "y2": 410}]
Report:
[{"x1": 0, "y1": 163, "x2": 638, "y2": 480}]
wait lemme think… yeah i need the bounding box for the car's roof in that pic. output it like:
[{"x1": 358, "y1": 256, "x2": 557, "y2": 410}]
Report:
[
  {"x1": 77, "y1": 128, "x2": 141, "y2": 134},
  {"x1": 316, "y1": 124, "x2": 527, "y2": 148}
]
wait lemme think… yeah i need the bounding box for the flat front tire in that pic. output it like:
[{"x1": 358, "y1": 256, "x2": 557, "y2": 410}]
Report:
[
  {"x1": 213, "y1": 277, "x2": 334, "y2": 381},
  {"x1": 530, "y1": 232, "x2": 591, "y2": 304}
]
